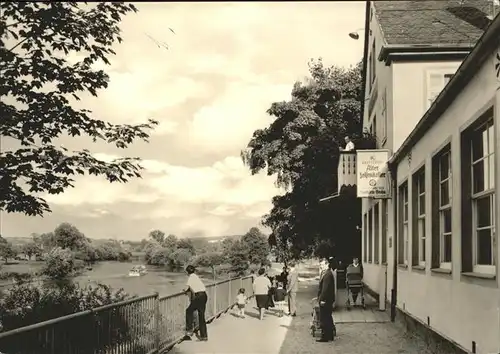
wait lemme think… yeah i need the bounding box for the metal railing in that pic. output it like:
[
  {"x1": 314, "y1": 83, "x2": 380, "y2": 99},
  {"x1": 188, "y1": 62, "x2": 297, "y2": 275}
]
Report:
[
  {"x1": 0, "y1": 275, "x2": 253, "y2": 354},
  {"x1": 338, "y1": 151, "x2": 357, "y2": 187}
]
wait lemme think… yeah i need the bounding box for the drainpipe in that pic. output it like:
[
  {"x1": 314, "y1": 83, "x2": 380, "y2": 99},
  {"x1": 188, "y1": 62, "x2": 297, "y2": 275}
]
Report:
[{"x1": 389, "y1": 163, "x2": 398, "y2": 322}]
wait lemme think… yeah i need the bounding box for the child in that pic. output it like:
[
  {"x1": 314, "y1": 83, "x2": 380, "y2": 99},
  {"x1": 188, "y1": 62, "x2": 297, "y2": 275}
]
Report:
[
  {"x1": 235, "y1": 288, "x2": 247, "y2": 318},
  {"x1": 274, "y1": 282, "x2": 287, "y2": 317}
]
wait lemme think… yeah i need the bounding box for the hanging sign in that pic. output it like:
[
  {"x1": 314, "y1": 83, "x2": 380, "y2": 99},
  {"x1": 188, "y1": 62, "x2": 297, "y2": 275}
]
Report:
[{"x1": 357, "y1": 149, "x2": 390, "y2": 198}]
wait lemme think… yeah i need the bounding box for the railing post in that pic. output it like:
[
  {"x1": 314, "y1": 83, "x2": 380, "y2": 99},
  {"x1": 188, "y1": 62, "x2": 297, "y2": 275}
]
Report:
[
  {"x1": 213, "y1": 282, "x2": 217, "y2": 316},
  {"x1": 154, "y1": 292, "x2": 160, "y2": 352},
  {"x1": 228, "y1": 278, "x2": 232, "y2": 308}
]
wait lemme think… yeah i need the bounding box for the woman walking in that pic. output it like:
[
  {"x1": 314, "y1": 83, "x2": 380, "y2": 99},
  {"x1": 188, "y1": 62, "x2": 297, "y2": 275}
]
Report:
[
  {"x1": 267, "y1": 275, "x2": 276, "y2": 309},
  {"x1": 253, "y1": 267, "x2": 272, "y2": 320}
]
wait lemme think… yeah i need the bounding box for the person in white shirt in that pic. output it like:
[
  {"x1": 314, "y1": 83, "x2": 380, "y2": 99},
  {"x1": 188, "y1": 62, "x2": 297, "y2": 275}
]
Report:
[
  {"x1": 340, "y1": 136, "x2": 355, "y2": 151},
  {"x1": 235, "y1": 288, "x2": 248, "y2": 318},
  {"x1": 253, "y1": 267, "x2": 272, "y2": 320},
  {"x1": 183, "y1": 265, "x2": 208, "y2": 341}
]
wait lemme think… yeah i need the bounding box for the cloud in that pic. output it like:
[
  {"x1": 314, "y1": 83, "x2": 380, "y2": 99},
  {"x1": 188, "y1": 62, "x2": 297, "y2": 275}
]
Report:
[
  {"x1": 40, "y1": 153, "x2": 281, "y2": 237},
  {"x1": 186, "y1": 81, "x2": 292, "y2": 155},
  {"x1": 1, "y1": 2, "x2": 365, "y2": 240}
]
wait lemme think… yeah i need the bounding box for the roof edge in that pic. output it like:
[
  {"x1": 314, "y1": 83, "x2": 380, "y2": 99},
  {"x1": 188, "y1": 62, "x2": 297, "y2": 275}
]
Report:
[
  {"x1": 378, "y1": 44, "x2": 475, "y2": 62},
  {"x1": 359, "y1": 1, "x2": 371, "y2": 133},
  {"x1": 389, "y1": 15, "x2": 500, "y2": 167}
]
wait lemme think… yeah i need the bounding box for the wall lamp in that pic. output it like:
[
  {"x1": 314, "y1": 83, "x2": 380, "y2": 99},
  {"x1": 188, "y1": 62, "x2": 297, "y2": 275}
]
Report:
[{"x1": 348, "y1": 28, "x2": 371, "y2": 40}]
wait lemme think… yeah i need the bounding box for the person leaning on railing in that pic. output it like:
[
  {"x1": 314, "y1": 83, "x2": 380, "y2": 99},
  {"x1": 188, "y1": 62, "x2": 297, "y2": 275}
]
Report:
[{"x1": 182, "y1": 265, "x2": 208, "y2": 342}]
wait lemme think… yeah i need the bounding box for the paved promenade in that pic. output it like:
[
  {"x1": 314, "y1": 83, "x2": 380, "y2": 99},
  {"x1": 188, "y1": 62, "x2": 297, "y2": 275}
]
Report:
[{"x1": 171, "y1": 279, "x2": 437, "y2": 354}]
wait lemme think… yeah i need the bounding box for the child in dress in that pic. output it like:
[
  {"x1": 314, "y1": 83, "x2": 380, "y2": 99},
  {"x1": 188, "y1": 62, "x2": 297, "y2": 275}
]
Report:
[
  {"x1": 274, "y1": 282, "x2": 287, "y2": 317},
  {"x1": 235, "y1": 288, "x2": 247, "y2": 318}
]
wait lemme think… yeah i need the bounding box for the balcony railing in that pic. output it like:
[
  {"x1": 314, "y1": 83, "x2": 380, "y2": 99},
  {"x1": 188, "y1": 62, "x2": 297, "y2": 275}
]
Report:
[
  {"x1": 338, "y1": 151, "x2": 357, "y2": 188},
  {"x1": 0, "y1": 276, "x2": 253, "y2": 354}
]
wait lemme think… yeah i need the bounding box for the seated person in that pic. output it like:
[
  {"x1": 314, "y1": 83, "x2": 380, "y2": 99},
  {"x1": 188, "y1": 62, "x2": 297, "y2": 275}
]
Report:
[{"x1": 346, "y1": 257, "x2": 363, "y2": 302}]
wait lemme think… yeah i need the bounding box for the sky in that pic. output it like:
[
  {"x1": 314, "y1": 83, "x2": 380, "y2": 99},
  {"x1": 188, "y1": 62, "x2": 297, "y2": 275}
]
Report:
[{"x1": 1, "y1": 1, "x2": 365, "y2": 241}]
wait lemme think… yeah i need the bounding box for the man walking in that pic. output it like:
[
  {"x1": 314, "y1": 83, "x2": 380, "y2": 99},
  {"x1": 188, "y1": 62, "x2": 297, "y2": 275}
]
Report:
[
  {"x1": 183, "y1": 265, "x2": 208, "y2": 341},
  {"x1": 286, "y1": 261, "x2": 299, "y2": 317},
  {"x1": 317, "y1": 257, "x2": 336, "y2": 342}
]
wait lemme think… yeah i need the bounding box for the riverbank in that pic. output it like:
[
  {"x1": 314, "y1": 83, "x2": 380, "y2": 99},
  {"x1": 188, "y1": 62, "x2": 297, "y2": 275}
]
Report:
[{"x1": 0, "y1": 261, "x2": 224, "y2": 297}]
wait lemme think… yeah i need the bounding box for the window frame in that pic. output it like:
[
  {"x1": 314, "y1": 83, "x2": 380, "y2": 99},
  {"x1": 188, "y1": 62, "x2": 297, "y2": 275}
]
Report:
[
  {"x1": 381, "y1": 199, "x2": 388, "y2": 264},
  {"x1": 438, "y1": 149, "x2": 453, "y2": 270},
  {"x1": 380, "y1": 88, "x2": 387, "y2": 144},
  {"x1": 363, "y1": 213, "x2": 368, "y2": 263},
  {"x1": 398, "y1": 182, "x2": 409, "y2": 265},
  {"x1": 368, "y1": 208, "x2": 373, "y2": 263},
  {"x1": 470, "y1": 119, "x2": 496, "y2": 275},
  {"x1": 374, "y1": 203, "x2": 380, "y2": 264},
  {"x1": 370, "y1": 39, "x2": 376, "y2": 87},
  {"x1": 413, "y1": 168, "x2": 426, "y2": 267},
  {"x1": 425, "y1": 69, "x2": 457, "y2": 110}
]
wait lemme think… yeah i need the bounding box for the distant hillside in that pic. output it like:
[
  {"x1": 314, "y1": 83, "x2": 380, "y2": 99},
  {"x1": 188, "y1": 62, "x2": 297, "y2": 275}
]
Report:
[
  {"x1": 194, "y1": 234, "x2": 243, "y2": 244},
  {"x1": 3, "y1": 234, "x2": 247, "y2": 246},
  {"x1": 4, "y1": 237, "x2": 31, "y2": 245}
]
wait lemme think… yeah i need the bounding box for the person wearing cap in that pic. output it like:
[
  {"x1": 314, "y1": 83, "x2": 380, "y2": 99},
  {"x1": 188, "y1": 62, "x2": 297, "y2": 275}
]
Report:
[
  {"x1": 316, "y1": 257, "x2": 337, "y2": 342},
  {"x1": 183, "y1": 264, "x2": 208, "y2": 341}
]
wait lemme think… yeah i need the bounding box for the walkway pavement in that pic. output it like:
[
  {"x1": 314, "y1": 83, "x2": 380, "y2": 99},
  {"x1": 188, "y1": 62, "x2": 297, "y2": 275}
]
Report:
[{"x1": 171, "y1": 280, "x2": 436, "y2": 354}]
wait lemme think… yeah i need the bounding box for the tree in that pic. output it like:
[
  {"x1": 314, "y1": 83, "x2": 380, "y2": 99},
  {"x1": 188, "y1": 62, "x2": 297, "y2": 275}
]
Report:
[
  {"x1": 176, "y1": 238, "x2": 195, "y2": 255},
  {"x1": 0, "y1": 241, "x2": 17, "y2": 263},
  {"x1": 170, "y1": 248, "x2": 193, "y2": 270},
  {"x1": 226, "y1": 240, "x2": 250, "y2": 275},
  {"x1": 163, "y1": 234, "x2": 178, "y2": 249},
  {"x1": 143, "y1": 240, "x2": 162, "y2": 264},
  {"x1": 0, "y1": 2, "x2": 158, "y2": 217},
  {"x1": 242, "y1": 59, "x2": 374, "y2": 259},
  {"x1": 21, "y1": 242, "x2": 42, "y2": 260},
  {"x1": 41, "y1": 247, "x2": 75, "y2": 279},
  {"x1": 194, "y1": 252, "x2": 225, "y2": 277},
  {"x1": 220, "y1": 238, "x2": 235, "y2": 256},
  {"x1": 148, "y1": 247, "x2": 171, "y2": 266},
  {"x1": 148, "y1": 230, "x2": 165, "y2": 244},
  {"x1": 37, "y1": 232, "x2": 56, "y2": 251},
  {"x1": 75, "y1": 241, "x2": 99, "y2": 265},
  {"x1": 240, "y1": 227, "x2": 270, "y2": 266},
  {"x1": 53, "y1": 223, "x2": 85, "y2": 250}
]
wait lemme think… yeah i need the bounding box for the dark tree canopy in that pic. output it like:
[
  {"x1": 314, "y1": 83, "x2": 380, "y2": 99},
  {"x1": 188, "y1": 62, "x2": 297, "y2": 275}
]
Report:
[
  {"x1": 0, "y1": 2, "x2": 157, "y2": 216},
  {"x1": 242, "y1": 59, "x2": 373, "y2": 260}
]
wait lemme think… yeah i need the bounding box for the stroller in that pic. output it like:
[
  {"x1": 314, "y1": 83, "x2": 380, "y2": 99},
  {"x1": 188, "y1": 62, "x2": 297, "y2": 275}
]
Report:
[
  {"x1": 310, "y1": 298, "x2": 336, "y2": 338},
  {"x1": 345, "y1": 264, "x2": 365, "y2": 310}
]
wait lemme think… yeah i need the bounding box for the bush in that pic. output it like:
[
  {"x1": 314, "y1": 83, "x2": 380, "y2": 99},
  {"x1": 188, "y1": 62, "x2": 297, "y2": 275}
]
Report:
[
  {"x1": 0, "y1": 271, "x2": 35, "y2": 282},
  {"x1": 0, "y1": 282, "x2": 135, "y2": 353},
  {"x1": 41, "y1": 247, "x2": 75, "y2": 279}
]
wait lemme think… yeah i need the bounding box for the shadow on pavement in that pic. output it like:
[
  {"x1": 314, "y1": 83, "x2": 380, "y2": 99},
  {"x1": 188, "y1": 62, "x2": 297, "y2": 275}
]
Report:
[{"x1": 277, "y1": 285, "x2": 436, "y2": 354}]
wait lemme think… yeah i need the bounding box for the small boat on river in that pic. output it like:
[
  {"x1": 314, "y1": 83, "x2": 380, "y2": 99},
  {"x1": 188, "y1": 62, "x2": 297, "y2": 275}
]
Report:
[{"x1": 128, "y1": 265, "x2": 147, "y2": 277}]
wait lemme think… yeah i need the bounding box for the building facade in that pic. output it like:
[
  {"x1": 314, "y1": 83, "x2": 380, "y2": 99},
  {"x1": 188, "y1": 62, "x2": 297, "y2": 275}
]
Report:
[{"x1": 358, "y1": 1, "x2": 500, "y2": 353}]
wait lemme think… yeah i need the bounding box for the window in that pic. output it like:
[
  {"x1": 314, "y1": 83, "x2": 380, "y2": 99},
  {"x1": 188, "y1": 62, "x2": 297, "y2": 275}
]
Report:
[
  {"x1": 380, "y1": 89, "x2": 387, "y2": 143},
  {"x1": 426, "y1": 72, "x2": 455, "y2": 109},
  {"x1": 431, "y1": 145, "x2": 452, "y2": 270},
  {"x1": 398, "y1": 183, "x2": 409, "y2": 265},
  {"x1": 372, "y1": 115, "x2": 378, "y2": 145},
  {"x1": 368, "y1": 53, "x2": 373, "y2": 92},
  {"x1": 371, "y1": 38, "x2": 377, "y2": 83},
  {"x1": 363, "y1": 213, "x2": 368, "y2": 262},
  {"x1": 374, "y1": 203, "x2": 380, "y2": 264},
  {"x1": 469, "y1": 118, "x2": 495, "y2": 274},
  {"x1": 381, "y1": 200, "x2": 388, "y2": 264},
  {"x1": 370, "y1": 39, "x2": 376, "y2": 88},
  {"x1": 412, "y1": 168, "x2": 426, "y2": 267},
  {"x1": 368, "y1": 209, "x2": 373, "y2": 263}
]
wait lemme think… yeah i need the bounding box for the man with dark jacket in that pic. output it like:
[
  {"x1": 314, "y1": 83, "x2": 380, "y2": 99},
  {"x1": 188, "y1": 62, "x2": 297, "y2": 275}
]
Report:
[{"x1": 316, "y1": 257, "x2": 337, "y2": 342}]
